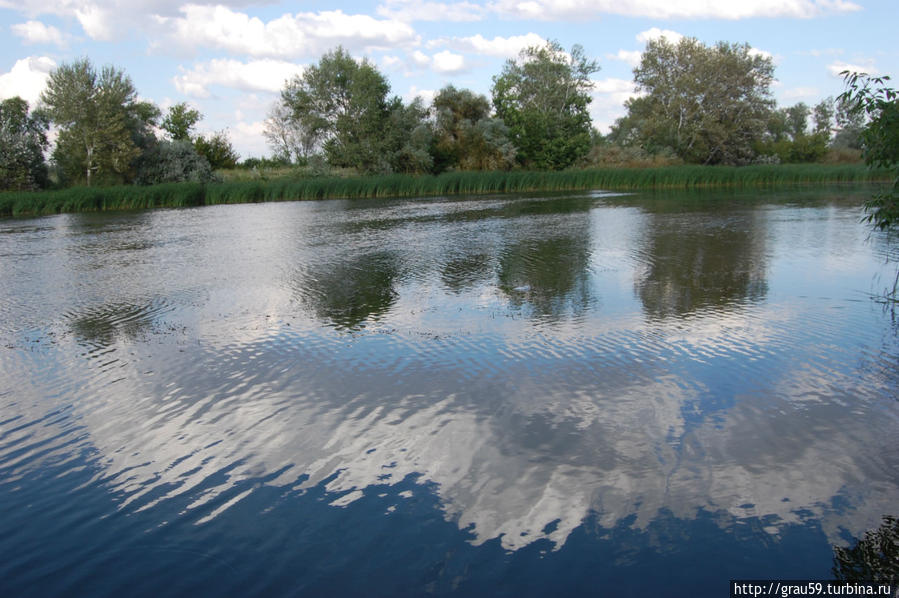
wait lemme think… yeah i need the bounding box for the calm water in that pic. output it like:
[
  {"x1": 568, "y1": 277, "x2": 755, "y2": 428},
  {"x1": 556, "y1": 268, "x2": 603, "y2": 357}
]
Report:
[{"x1": 1, "y1": 188, "x2": 897, "y2": 597}]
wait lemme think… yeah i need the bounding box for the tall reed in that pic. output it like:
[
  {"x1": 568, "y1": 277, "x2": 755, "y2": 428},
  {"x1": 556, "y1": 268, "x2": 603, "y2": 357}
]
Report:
[{"x1": 1, "y1": 164, "x2": 888, "y2": 218}]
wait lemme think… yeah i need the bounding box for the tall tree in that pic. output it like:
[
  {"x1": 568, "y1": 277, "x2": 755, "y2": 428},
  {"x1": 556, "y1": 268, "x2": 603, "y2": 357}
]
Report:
[
  {"x1": 281, "y1": 47, "x2": 392, "y2": 173},
  {"x1": 41, "y1": 58, "x2": 149, "y2": 186},
  {"x1": 621, "y1": 37, "x2": 775, "y2": 165},
  {"x1": 161, "y1": 102, "x2": 201, "y2": 142},
  {"x1": 492, "y1": 41, "x2": 598, "y2": 170},
  {"x1": 0, "y1": 97, "x2": 49, "y2": 191}
]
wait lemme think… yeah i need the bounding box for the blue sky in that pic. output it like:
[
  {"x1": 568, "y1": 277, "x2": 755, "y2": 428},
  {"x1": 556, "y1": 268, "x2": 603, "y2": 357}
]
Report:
[{"x1": 1, "y1": 0, "x2": 896, "y2": 158}]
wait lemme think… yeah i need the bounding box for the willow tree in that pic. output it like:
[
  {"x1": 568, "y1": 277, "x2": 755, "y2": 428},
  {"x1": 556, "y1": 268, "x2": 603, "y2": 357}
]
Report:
[
  {"x1": 492, "y1": 41, "x2": 598, "y2": 170},
  {"x1": 620, "y1": 38, "x2": 775, "y2": 165}
]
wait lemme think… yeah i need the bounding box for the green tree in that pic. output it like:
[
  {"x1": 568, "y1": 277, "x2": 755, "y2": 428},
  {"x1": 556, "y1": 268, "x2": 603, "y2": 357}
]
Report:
[
  {"x1": 282, "y1": 47, "x2": 392, "y2": 173},
  {"x1": 839, "y1": 72, "x2": 899, "y2": 231},
  {"x1": 384, "y1": 97, "x2": 433, "y2": 174},
  {"x1": 0, "y1": 97, "x2": 49, "y2": 191},
  {"x1": 492, "y1": 41, "x2": 598, "y2": 170},
  {"x1": 432, "y1": 85, "x2": 515, "y2": 172},
  {"x1": 194, "y1": 130, "x2": 239, "y2": 170},
  {"x1": 41, "y1": 58, "x2": 150, "y2": 186},
  {"x1": 161, "y1": 102, "x2": 201, "y2": 142},
  {"x1": 621, "y1": 37, "x2": 775, "y2": 165}
]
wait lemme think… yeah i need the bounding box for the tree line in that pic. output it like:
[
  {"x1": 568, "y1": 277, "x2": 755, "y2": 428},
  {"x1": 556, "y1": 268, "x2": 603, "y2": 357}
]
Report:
[
  {"x1": 0, "y1": 37, "x2": 889, "y2": 194},
  {"x1": 1, "y1": 58, "x2": 239, "y2": 191}
]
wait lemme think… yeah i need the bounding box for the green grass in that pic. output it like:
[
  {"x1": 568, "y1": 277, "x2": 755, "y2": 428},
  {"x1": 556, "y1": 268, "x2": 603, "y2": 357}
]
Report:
[{"x1": 1, "y1": 164, "x2": 890, "y2": 218}]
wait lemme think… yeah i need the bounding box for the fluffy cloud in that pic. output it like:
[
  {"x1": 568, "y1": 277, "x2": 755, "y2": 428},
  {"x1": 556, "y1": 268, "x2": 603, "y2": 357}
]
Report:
[
  {"x1": 173, "y1": 59, "x2": 305, "y2": 98},
  {"x1": 487, "y1": 0, "x2": 860, "y2": 20},
  {"x1": 827, "y1": 61, "x2": 879, "y2": 77},
  {"x1": 428, "y1": 33, "x2": 548, "y2": 58},
  {"x1": 10, "y1": 21, "x2": 67, "y2": 47},
  {"x1": 0, "y1": 56, "x2": 57, "y2": 105},
  {"x1": 376, "y1": 0, "x2": 484, "y2": 21},
  {"x1": 409, "y1": 50, "x2": 468, "y2": 73},
  {"x1": 156, "y1": 6, "x2": 419, "y2": 59},
  {"x1": 636, "y1": 27, "x2": 684, "y2": 45}
]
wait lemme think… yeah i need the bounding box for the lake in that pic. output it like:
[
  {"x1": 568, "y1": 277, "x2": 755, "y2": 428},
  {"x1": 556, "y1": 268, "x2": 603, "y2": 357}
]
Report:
[{"x1": 1, "y1": 187, "x2": 897, "y2": 596}]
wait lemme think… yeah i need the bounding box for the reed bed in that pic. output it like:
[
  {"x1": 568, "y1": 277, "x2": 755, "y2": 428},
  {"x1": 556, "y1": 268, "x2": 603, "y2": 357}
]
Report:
[{"x1": 1, "y1": 164, "x2": 888, "y2": 218}]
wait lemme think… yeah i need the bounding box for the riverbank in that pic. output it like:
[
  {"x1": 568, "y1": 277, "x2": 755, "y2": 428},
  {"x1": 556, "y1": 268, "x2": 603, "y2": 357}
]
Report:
[{"x1": 0, "y1": 164, "x2": 889, "y2": 218}]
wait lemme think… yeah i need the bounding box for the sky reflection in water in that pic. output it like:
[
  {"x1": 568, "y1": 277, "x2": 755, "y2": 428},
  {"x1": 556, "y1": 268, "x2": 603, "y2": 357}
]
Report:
[{"x1": 0, "y1": 188, "x2": 897, "y2": 595}]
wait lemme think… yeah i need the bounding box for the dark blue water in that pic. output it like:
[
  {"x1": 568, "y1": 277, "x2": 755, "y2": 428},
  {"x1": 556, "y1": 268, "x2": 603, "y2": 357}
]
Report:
[{"x1": 1, "y1": 188, "x2": 897, "y2": 596}]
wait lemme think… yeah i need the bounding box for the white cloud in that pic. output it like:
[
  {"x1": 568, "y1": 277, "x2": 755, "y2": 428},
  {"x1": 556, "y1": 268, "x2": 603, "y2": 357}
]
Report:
[
  {"x1": 408, "y1": 50, "x2": 468, "y2": 74},
  {"x1": 487, "y1": 0, "x2": 860, "y2": 20},
  {"x1": 428, "y1": 33, "x2": 548, "y2": 58},
  {"x1": 606, "y1": 49, "x2": 642, "y2": 67},
  {"x1": 173, "y1": 59, "x2": 305, "y2": 98},
  {"x1": 376, "y1": 0, "x2": 484, "y2": 21},
  {"x1": 156, "y1": 6, "x2": 419, "y2": 59},
  {"x1": 0, "y1": 56, "x2": 57, "y2": 105},
  {"x1": 74, "y1": 4, "x2": 115, "y2": 40},
  {"x1": 10, "y1": 21, "x2": 67, "y2": 47},
  {"x1": 636, "y1": 27, "x2": 684, "y2": 45},
  {"x1": 827, "y1": 61, "x2": 879, "y2": 77}
]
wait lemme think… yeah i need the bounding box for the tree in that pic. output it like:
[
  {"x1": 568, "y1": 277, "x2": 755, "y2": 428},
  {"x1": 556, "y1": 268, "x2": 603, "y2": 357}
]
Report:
[
  {"x1": 0, "y1": 97, "x2": 49, "y2": 191},
  {"x1": 41, "y1": 58, "x2": 150, "y2": 186},
  {"x1": 384, "y1": 97, "x2": 433, "y2": 174},
  {"x1": 263, "y1": 101, "x2": 316, "y2": 164},
  {"x1": 282, "y1": 47, "x2": 393, "y2": 173},
  {"x1": 838, "y1": 71, "x2": 899, "y2": 231},
  {"x1": 492, "y1": 41, "x2": 598, "y2": 170},
  {"x1": 432, "y1": 85, "x2": 515, "y2": 172},
  {"x1": 194, "y1": 130, "x2": 239, "y2": 170},
  {"x1": 161, "y1": 102, "x2": 201, "y2": 142},
  {"x1": 621, "y1": 37, "x2": 775, "y2": 165}
]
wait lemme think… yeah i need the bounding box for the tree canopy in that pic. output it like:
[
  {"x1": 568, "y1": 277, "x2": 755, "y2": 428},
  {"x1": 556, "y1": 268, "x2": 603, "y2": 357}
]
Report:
[
  {"x1": 615, "y1": 38, "x2": 775, "y2": 165},
  {"x1": 161, "y1": 103, "x2": 201, "y2": 142},
  {"x1": 492, "y1": 41, "x2": 598, "y2": 170}
]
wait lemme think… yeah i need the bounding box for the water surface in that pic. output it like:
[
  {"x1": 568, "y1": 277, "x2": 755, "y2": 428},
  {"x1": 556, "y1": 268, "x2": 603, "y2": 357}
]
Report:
[{"x1": 1, "y1": 188, "x2": 897, "y2": 596}]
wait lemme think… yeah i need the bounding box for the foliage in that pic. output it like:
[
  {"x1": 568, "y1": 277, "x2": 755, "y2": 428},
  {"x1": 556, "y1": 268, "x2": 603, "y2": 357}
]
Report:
[
  {"x1": 161, "y1": 102, "x2": 201, "y2": 142},
  {"x1": 832, "y1": 516, "x2": 898, "y2": 584},
  {"x1": 432, "y1": 85, "x2": 515, "y2": 172},
  {"x1": 194, "y1": 130, "x2": 239, "y2": 170},
  {"x1": 0, "y1": 97, "x2": 49, "y2": 191},
  {"x1": 282, "y1": 47, "x2": 393, "y2": 173},
  {"x1": 616, "y1": 37, "x2": 775, "y2": 165},
  {"x1": 134, "y1": 140, "x2": 215, "y2": 185},
  {"x1": 839, "y1": 71, "x2": 899, "y2": 230},
  {"x1": 492, "y1": 41, "x2": 598, "y2": 170},
  {"x1": 384, "y1": 97, "x2": 434, "y2": 174},
  {"x1": 41, "y1": 58, "x2": 153, "y2": 186}
]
